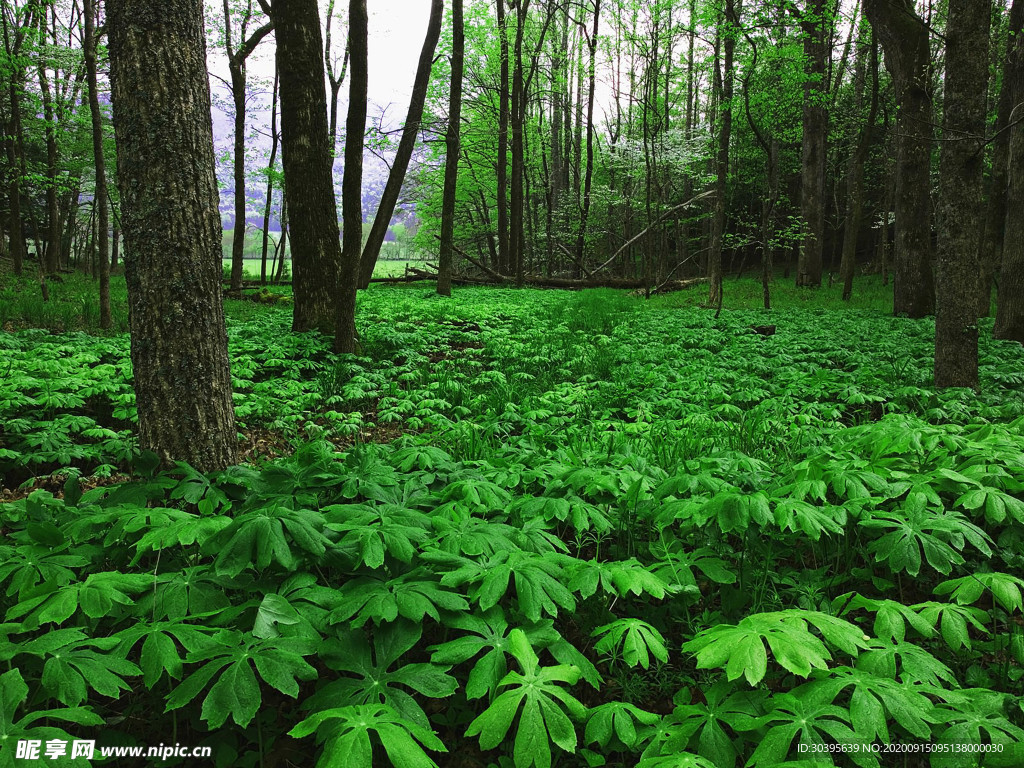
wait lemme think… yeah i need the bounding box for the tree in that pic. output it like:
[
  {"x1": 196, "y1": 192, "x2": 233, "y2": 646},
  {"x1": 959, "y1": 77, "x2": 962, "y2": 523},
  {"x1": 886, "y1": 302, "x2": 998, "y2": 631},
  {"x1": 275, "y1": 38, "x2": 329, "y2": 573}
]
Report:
[
  {"x1": 259, "y1": 63, "x2": 281, "y2": 285},
  {"x1": 437, "y1": 0, "x2": 465, "y2": 298},
  {"x1": 83, "y1": 0, "x2": 110, "y2": 329},
  {"x1": 34, "y1": 8, "x2": 59, "y2": 274},
  {"x1": 708, "y1": 0, "x2": 735, "y2": 308},
  {"x1": 356, "y1": 0, "x2": 443, "y2": 289},
  {"x1": 325, "y1": 0, "x2": 350, "y2": 150},
  {"x1": 864, "y1": 0, "x2": 934, "y2": 317},
  {"x1": 934, "y1": 0, "x2": 989, "y2": 386},
  {"x1": 979, "y1": 0, "x2": 1023, "y2": 316},
  {"x1": 839, "y1": 25, "x2": 879, "y2": 303},
  {"x1": 573, "y1": 0, "x2": 601, "y2": 281},
  {"x1": 106, "y1": 0, "x2": 238, "y2": 471},
  {"x1": 496, "y1": 0, "x2": 510, "y2": 276},
  {"x1": 271, "y1": 0, "x2": 343, "y2": 335},
  {"x1": 1, "y1": 0, "x2": 31, "y2": 278},
  {"x1": 221, "y1": 0, "x2": 273, "y2": 293},
  {"x1": 795, "y1": 0, "x2": 828, "y2": 288},
  {"x1": 995, "y1": 0, "x2": 1024, "y2": 343},
  {"x1": 336, "y1": 0, "x2": 367, "y2": 354}
]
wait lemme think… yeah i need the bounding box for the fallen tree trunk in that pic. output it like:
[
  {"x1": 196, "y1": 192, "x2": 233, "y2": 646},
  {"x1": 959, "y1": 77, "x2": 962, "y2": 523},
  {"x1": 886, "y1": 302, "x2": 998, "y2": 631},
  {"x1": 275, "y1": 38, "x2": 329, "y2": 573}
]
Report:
[{"x1": 226, "y1": 274, "x2": 709, "y2": 291}]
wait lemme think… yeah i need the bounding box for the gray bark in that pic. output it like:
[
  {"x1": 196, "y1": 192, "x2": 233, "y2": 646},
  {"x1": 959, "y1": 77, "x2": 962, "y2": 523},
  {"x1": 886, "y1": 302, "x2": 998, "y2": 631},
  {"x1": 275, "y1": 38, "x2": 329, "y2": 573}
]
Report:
[
  {"x1": 934, "y1": 0, "x2": 989, "y2": 386},
  {"x1": 107, "y1": 0, "x2": 238, "y2": 471}
]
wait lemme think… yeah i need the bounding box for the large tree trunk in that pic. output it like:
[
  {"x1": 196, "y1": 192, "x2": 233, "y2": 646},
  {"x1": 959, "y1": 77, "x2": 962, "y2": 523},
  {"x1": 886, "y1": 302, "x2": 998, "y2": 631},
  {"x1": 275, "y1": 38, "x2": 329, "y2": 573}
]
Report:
[
  {"x1": 274, "y1": 0, "x2": 343, "y2": 335},
  {"x1": 107, "y1": 0, "x2": 238, "y2": 472},
  {"x1": 979, "y1": 0, "x2": 1023, "y2": 316},
  {"x1": 336, "y1": 0, "x2": 368, "y2": 353},
  {"x1": 995, "y1": 0, "x2": 1024, "y2": 343},
  {"x1": 84, "y1": 0, "x2": 111, "y2": 329},
  {"x1": 437, "y1": 0, "x2": 464, "y2": 298},
  {"x1": 934, "y1": 0, "x2": 989, "y2": 386},
  {"x1": 864, "y1": 0, "x2": 934, "y2": 317},
  {"x1": 796, "y1": 0, "x2": 827, "y2": 288},
  {"x1": 356, "y1": 0, "x2": 442, "y2": 288}
]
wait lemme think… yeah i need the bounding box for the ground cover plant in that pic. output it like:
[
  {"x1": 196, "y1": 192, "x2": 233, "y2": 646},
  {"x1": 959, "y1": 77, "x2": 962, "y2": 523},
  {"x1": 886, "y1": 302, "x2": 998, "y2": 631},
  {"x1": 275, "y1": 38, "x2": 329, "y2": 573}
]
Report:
[{"x1": 2, "y1": 275, "x2": 1024, "y2": 767}]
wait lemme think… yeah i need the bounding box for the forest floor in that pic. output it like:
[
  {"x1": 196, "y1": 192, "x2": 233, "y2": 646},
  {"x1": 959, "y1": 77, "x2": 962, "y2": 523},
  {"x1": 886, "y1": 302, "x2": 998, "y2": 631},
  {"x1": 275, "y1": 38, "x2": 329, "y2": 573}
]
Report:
[{"x1": 1, "y1": 268, "x2": 1023, "y2": 768}]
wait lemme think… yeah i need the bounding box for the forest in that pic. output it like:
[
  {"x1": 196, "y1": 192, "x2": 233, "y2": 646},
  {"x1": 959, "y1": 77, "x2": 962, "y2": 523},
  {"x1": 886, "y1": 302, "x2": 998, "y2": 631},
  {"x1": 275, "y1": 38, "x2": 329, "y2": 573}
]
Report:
[{"x1": 2, "y1": 0, "x2": 1024, "y2": 766}]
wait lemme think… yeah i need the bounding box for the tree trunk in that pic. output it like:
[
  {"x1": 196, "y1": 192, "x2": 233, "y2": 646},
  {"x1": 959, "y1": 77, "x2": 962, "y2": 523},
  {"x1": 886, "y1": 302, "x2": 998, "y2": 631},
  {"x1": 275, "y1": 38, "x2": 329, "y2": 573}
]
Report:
[
  {"x1": 934, "y1": 0, "x2": 989, "y2": 386},
  {"x1": 573, "y1": 0, "x2": 601, "y2": 271},
  {"x1": 107, "y1": 0, "x2": 238, "y2": 471},
  {"x1": 223, "y1": 2, "x2": 273, "y2": 294},
  {"x1": 84, "y1": 0, "x2": 111, "y2": 329},
  {"x1": 796, "y1": 0, "x2": 827, "y2": 288},
  {"x1": 357, "y1": 0, "x2": 442, "y2": 288},
  {"x1": 111, "y1": 225, "x2": 120, "y2": 271},
  {"x1": 336, "y1": 0, "x2": 368, "y2": 353},
  {"x1": 864, "y1": 0, "x2": 934, "y2": 317},
  {"x1": 840, "y1": 28, "x2": 878, "y2": 302},
  {"x1": 496, "y1": 0, "x2": 510, "y2": 276},
  {"x1": 994, "y1": 0, "x2": 1024, "y2": 343},
  {"x1": 35, "y1": 12, "x2": 60, "y2": 275},
  {"x1": 708, "y1": 5, "x2": 734, "y2": 308},
  {"x1": 979, "y1": 0, "x2": 1023, "y2": 316},
  {"x1": 325, "y1": 0, "x2": 350, "y2": 151},
  {"x1": 274, "y1": 0, "x2": 343, "y2": 334},
  {"x1": 228, "y1": 61, "x2": 248, "y2": 292},
  {"x1": 437, "y1": 0, "x2": 464, "y2": 298},
  {"x1": 260, "y1": 65, "x2": 280, "y2": 286},
  {"x1": 1, "y1": 9, "x2": 26, "y2": 278},
  {"x1": 509, "y1": 0, "x2": 529, "y2": 286}
]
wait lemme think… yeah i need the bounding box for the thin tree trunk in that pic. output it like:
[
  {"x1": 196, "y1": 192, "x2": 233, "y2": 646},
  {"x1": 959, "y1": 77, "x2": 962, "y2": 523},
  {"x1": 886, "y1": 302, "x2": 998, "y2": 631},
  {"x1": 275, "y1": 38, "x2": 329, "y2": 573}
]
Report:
[
  {"x1": 934, "y1": 0, "x2": 988, "y2": 386},
  {"x1": 224, "y1": 1, "x2": 273, "y2": 294},
  {"x1": 438, "y1": 0, "x2": 464, "y2": 297},
  {"x1": 509, "y1": 0, "x2": 529, "y2": 286},
  {"x1": 84, "y1": 0, "x2": 111, "y2": 328},
  {"x1": 1, "y1": 8, "x2": 26, "y2": 277},
  {"x1": 573, "y1": 0, "x2": 601, "y2": 269},
  {"x1": 708, "y1": 5, "x2": 734, "y2": 308},
  {"x1": 336, "y1": 0, "x2": 368, "y2": 353},
  {"x1": 840, "y1": 28, "x2": 878, "y2": 302},
  {"x1": 357, "y1": 0, "x2": 443, "y2": 288},
  {"x1": 325, "y1": 0, "x2": 350, "y2": 150},
  {"x1": 35, "y1": 11, "x2": 60, "y2": 275},
  {"x1": 496, "y1": 0, "x2": 510, "y2": 276},
  {"x1": 979, "y1": 0, "x2": 1023, "y2": 316},
  {"x1": 261, "y1": 64, "x2": 280, "y2": 285},
  {"x1": 797, "y1": 0, "x2": 828, "y2": 288},
  {"x1": 994, "y1": 0, "x2": 1024, "y2": 343}
]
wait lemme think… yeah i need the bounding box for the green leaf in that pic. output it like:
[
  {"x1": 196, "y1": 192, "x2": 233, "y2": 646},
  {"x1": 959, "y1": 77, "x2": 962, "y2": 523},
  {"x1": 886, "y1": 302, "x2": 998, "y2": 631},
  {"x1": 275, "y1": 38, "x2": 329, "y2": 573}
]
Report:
[{"x1": 466, "y1": 630, "x2": 585, "y2": 768}]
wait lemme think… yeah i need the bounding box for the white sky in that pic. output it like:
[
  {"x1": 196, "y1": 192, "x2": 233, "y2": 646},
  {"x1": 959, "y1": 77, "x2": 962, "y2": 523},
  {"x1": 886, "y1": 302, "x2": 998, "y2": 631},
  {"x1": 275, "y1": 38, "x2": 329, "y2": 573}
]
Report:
[{"x1": 207, "y1": 0, "x2": 435, "y2": 139}]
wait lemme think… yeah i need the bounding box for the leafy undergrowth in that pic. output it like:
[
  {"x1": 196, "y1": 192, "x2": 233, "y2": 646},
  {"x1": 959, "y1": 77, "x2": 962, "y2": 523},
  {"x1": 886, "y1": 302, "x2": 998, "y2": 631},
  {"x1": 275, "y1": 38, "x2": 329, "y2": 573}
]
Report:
[{"x1": 2, "y1": 283, "x2": 1024, "y2": 767}]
